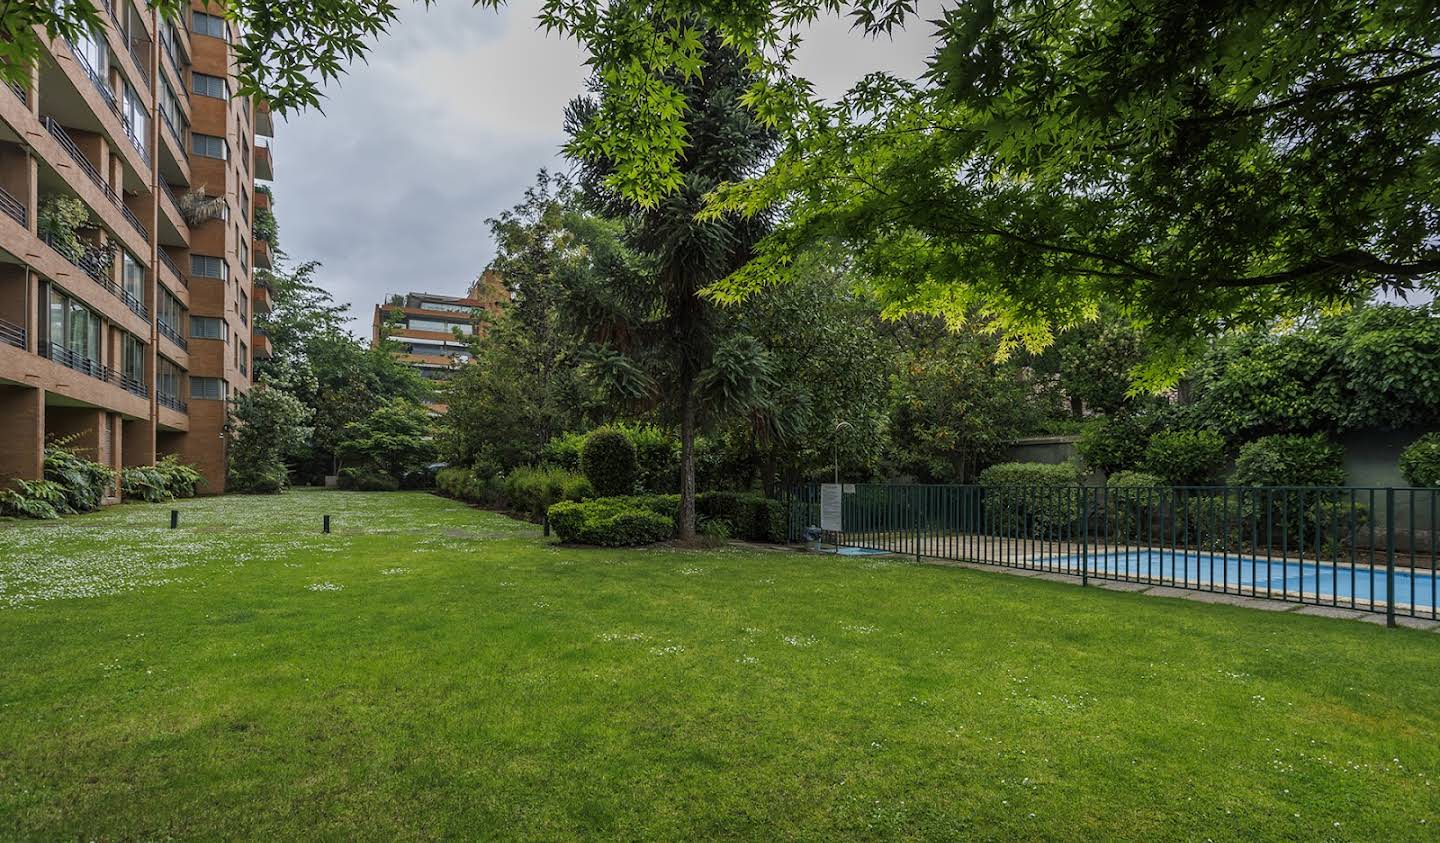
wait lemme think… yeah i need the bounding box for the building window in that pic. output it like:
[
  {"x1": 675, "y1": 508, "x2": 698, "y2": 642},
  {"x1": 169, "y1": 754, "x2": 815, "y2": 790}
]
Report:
[
  {"x1": 190, "y1": 254, "x2": 227, "y2": 279},
  {"x1": 158, "y1": 288, "x2": 184, "y2": 332},
  {"x1": 122, "y1": 332, "x2": 145, "y2": 383},
  {"x1": 419, "y1": 302, "x2": 475, "y2": 314},
  {"x1": 191, "y1": 133, "x2": 227, "y2": 160},
  {"x1": 192, "y1": 11, "x2": 228, "y2": 40},
  {"x1": 239, "y1": 289, "x2": 249, "y2": 324},
  {"x1": 43, "y1": 285, "x2": 102, "y2": 364},
  {"x1": 122, "y1": 81, "x2": 149, "y2": 151},
  {"x1": 192, "y1": 71, "x2": 228, "y2": 99},
  {"x1": 157, "y1": 357, "x2": 181, "y2": 402},
  {"x1": 190, "y1": 316, "x2": 225, "y2": 340},
  {"x1": 238, "y1": 341, "x2": 248, "y2": 374},
  {"x1": 407, "y1": 318, "x2": 473, "y2": 334},
  {"x1": 190, "y1": 376, "x2": 224, "y2": 400},
  {"x1": 73, "y1": 26, "x2": 108, "y2": 81},
  {"x1": 159, "y1": 78, "x2": 182, "y2": 132},
  {"x1": 122, "y1": 251, "x2": 144, "y2": 304}
]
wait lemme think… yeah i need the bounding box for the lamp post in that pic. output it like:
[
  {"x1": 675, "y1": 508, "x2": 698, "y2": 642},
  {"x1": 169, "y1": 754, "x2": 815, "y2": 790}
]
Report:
[{"x1": 833, "y1": 420, "x2": 852, "y2": 484}]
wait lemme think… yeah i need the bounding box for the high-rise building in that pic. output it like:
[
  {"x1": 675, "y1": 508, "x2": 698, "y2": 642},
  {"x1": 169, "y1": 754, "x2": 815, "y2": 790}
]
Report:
[
  {"x1": 372, "y1": 271, "x2": 508, "y2": 383},
  {"x1": 0, "y1": 1, "x2": 272, "y2": 495}
]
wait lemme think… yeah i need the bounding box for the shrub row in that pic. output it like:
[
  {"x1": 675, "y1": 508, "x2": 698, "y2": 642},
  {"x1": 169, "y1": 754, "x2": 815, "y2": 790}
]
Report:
[
  {"x1": 546, "y1": 491, "x2": 786, "y2": 546},
  {"x1": 434, "y1": 465, "x2": 589, "y2": 518},
  {"x1": 338, "y1": 466, "x2": 401, "y2": 492}
]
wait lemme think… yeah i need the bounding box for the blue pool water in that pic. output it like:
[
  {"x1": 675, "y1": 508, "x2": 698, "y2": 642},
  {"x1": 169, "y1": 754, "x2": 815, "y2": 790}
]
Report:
[{"x1": 1037, "y1": 549, "x2": 1438, "y2": 610}]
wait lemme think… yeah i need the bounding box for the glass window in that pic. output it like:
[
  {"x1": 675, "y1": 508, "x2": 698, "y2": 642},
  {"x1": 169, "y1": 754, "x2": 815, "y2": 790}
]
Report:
[
  {"x1": 122, "y1": 333, "x2": 144, "y2": 382},
  {"x1": 122, "y1": 251, "x2": 144, "y2": 303},
  {"x1": 407, "y1": 318, "x2": 473, "y2": 334},
  {"x1": 190, "y1": 254, "x2": 227, "y2": 279},
  {"x1": 190, "y1": 133, "x2": 227, "y2": 159},
  {"x1": 192, "y1": 72, "x2": 227, "y2": 99},
  {"x1": 73, "y1": 26, "x2": 108, "y2": 79},
  {"x1": 157, "y1": 357, "x2": 181, "y2": 400},
  {"x1": 158, "y1": 288, "x2": 184, "y2": 331},
  {"x1": 159, "y1": 78, "x2": 182, "y2": 131},
  {"x1": 419, "y1": 302, "x2": 475, "y2": 314},
  {"x1": 192, "y1": 11, "x2": 228, "y2": 40},
  {"x1": 190, "y1": 377, "x2": 224, "y2": 400},
  {"x1": 43, "y1": 285, "x2": 102, "y2": 365},
  {"x1": 122, "y1": 81, "x2": 148, "y2": 150},
  {"x1": 190, "y1": 316, "x2": 225, "y2": 340}
]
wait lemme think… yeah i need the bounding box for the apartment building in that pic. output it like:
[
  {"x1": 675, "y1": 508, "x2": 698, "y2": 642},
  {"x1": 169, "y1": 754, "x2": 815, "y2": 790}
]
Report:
[
  {"x1": 0, "y1": 1, "x2": 272, "y2": 496},
  {"x1": 372, "y1": 271, "x2": 508, "y2": 381}
]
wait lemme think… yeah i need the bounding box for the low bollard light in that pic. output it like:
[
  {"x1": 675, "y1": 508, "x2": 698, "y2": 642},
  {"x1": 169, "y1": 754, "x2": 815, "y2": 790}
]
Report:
[
  {"x1": 170, "y1": 510, "x2": 179, "y2": 529},
  {"x1": 323, "y1": 514, "x2": 331, "y2": 534}
]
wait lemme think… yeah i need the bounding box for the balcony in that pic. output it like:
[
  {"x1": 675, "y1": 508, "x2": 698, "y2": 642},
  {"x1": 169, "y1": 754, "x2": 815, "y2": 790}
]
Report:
[
  {"x1": 254, "y1": 141, "x2": 273, "y2": 180},
  {"x1": 38, "y1": 341, "x2": 148, "y2": 398},
  {"x1": 41, "y1": 117, "x2": 147, "y2": 240},
  {"x1": 159, "y1": 247, "x2": 186, "y2": 289},
  {"x1": 252, "y1": 326, "x2": 273, "y2": 359},
  {"x1": 40, "y1": 232, "x2": 149, "y2": 322},
  {"x1": 255, "y1": 99, "x2": 273, "y2": 137},
  {"x1": 0, "y1": 315, "x2": 24, "y2": 350},
  {"x1": 0, "y1": 183, "x2": 25, "y2": 227},
  {"x1": 10, "y1": 81, "x2": 25, "y2": 105},
  {"x1": 253, "y1": 238, "x2": 272, "y2": 269},
  {"x1": 158, "y1": 319, "x2": 187, "y2": 351},
  {"x1": 158, "y1": 391, "x2": 187, "y2": 414}
]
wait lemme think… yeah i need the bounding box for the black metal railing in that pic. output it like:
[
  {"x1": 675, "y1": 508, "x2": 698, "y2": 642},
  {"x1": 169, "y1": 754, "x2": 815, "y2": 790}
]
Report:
[
  {"x1": 42, "y1": 116, "x2": 145, "y2": 239},
  {"x1": 0, "y1": 316, "x2": 24, "y2": 350},
  {"x1": 120, "y1": 287, "x2": 147, "y2": 320},
  {"x1": 128, "y1": 38, "x2": 152, "y2": 90},
  {"x1": 790, "y1": 483, "x2": 1440, "y2": 625},
  {"x1": 157, "y1": 391, "x2": 187, "y2": 414},
  {"x1": 0, "y1": 183, "x2": 25, "y2": 227},
  {"x1": 158, "y1": 248, "x2": 186, "y2": 287},
  {"x1": 39, "y1": 233, "x2": 147, "y2": 321},
  {"x1": 10, "y1": 81, "x2": 25, "y2": 104},
  {"x1": 162, "y1": 28, "x2": 186, "y2": 84},
  {"x1": 63, "y1": 36, "x2": 120, "y2": 118},
  {"x1": 160, "y1": 107, "x2": 184, "y2": 151},
  {"x1": 158, "y1": 319, "x2": 187, "y2": 350}
]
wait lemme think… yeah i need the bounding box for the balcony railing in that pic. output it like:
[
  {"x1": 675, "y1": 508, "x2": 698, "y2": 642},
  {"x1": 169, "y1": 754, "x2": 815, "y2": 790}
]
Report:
[
  {"x1": 158, "y1": 391, "x2": 187, "y2": 414},
  {"x1": 162, "y1": 28, "x2": 186, "y2": 84},
  {"x1": 0, "y1": 184, "x2": 25, "y2": 227},
  {"x1": 160, "y1": 107, "x2": 185, "y2": 152},
  {"x1": 41, "y1": 116, "x2": 145, "y2": 239},
  {"x1": 38, "y1": 340, "x2": 147, "y2": 397},
  {"x1": 158, "y1": 248, "x2": 186, "y2": 287},
  {"x1": 10, "y1": 81, "x2": 25, "y2": 104},
  {"x1": 158, "y1": 319, "x2": 187, "y2": 351},
  {"x1": 40, "y1": 233, "x2": 149, "y2": 321},
  {"x1": 128, "y1": 38, "x2": 152, "y2": 90},
  {"x1": 63, "y1": 36, "x2": 120, "y2": 119},
  {"x1": 0, "y1": 316, "x2": 24, "y2": 350}
]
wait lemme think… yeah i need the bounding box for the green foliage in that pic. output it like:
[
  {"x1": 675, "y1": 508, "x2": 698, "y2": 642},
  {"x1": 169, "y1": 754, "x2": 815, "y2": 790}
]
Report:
[
  {"x1": 337, "y1": 467, "x2": 400, "y2": 492},
  {"x1": 36, "y1": 195, "x2": 89, "y2": 256},
  {"x1": 696, "y1": 492, "x2": 786, "y2": 543},
  {"x1": 1057, "y1": 320, "x2": 1147, "y2": 414},
  {"x1": 335, "y1": 398, "x2": 435, "y2": 480},
  {"x1": 1142, "y1": 430, "x2": 1227, "y2": 486},
  {"x1": 253, "y1": 206, "x2": 278, "y2": 246},
  {"x1": 43, "y1": 443, "x2": 114, "y2": 514},
  {"x1": 505, "y1": 466, "x2": 591, "y2": 520},
  {"x1": 978, "y1": 461, "x2": 1083, "y2": 537},
  {"x1": 580, "y1": 428, "x2": 638, "y2": 498},
  {"x1": 119, "y1": 457, "x2": 203, "y2": 503},
  {"x1": 1104, "y1": 471, "x2": 1166, "y2": 542},
  {"x1": 1106, "y1": 471, "x2": 1165, "y2": 491},
  {"x1": 1077, "y1": 414, "x2": 1158, "y2": 476},
  {"x1": 0, "y1": 479, "x2": 67, "y2": 519},
  {"x1": 1230, "y1": 435, "x2": 1346, "y2": 488},
  {"x1": 435, "y1": 467, "x2": 503, "y2": 507},
  {"x1": 228, "y1": 383, "x2": 313, "y2": 494},
  {"x1": 1188, "y1": 305, "x2": 1440, "y2": 439},
  {"x1": 977, "y1": 461, "x2": 1082, "y2": 488},
  {"x1": 546, "y1": 498, "x2": 675, "y2": 546},
  {"x1": 1399, "y1": 434, "x2": 1440, "y2": 488},
  {"x1": 539, "y1": 432, "x2": 586, "y2": 473}
]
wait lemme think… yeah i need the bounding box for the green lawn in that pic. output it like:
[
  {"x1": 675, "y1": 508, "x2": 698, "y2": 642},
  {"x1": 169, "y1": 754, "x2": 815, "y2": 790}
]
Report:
[{"x1": 1, "y1": 490, "x2": 1437, "y2": 840}]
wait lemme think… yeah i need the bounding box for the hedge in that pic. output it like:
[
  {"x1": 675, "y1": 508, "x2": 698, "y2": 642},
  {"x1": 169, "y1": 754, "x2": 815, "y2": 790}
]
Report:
[
  {"x1": 581, "y1": 427, "x2": 638, "y2": 497},
  {"x1": 1399, "y1": 433, "x2": 1440, "y2": 487},
  {"x1": 338, "y1": 467, "x2": 400, "y2": 492},
  {"x1": 545, "y1": 491, "x2": 785, "y2": 545},
  {"x1": 977, "y1": 461, "x2": 1083, "y2": 537},
  {"x1": 1142, "y1": 429, "x2": 1228, "y2": 486},
  {"x1": 547, "y1": 498, "x2": 675, "y2": 546},
  {"x1": 505, "y1": 466, "x2": 591, "y2": 520},
  {"x1": 1229, "y1": 434, "x2": 1346, "y2": 487}
]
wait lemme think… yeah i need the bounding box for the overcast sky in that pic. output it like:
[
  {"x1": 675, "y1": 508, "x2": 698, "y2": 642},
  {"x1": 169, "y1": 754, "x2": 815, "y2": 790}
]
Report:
[{"x1": 276, "y1": 0, "x2": 940, "y2": 338}]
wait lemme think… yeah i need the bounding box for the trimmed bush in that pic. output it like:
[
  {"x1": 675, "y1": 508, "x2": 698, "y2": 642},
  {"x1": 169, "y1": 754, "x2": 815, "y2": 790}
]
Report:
[
  {"x1": 539, "y1": 432, "x2": 586, "y2": 473},
  {"x1": 1142, "y1": 429, "x2": 1227, "y2": 486},
  {"x1": 695, "y1": 491, "x2": 786, "y2": 543},
  {"x1": 505, "y1": 466, "x2": 591, "y2": 520},
  {"x1": 1230, "y1": 434, "x2": 1346, "y2": 487},
  {"x1": 337, "y1": 467, "x2": 400, "y2": 492},
  {"x1": 978, "y1": 461, "x2": 1083, "y2": 537},
  {"x1": 624, "y1": 425, "x2": 679, "y2": 493},
  {"x1": 1399, "y1": 433, "x2": 1440, "y2": 487},
  {"x1": 547, "y1": 498, "x2": 675, "y2": 546},
  {"x1": 581, "y1": 427, "x2": 638, "y2": 497}
]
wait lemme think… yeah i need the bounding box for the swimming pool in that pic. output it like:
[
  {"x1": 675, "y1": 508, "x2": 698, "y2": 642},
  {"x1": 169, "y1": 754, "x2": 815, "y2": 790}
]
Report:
[{"x1": 1032, "y1": 549, "x2": 1439, "y2": 613}]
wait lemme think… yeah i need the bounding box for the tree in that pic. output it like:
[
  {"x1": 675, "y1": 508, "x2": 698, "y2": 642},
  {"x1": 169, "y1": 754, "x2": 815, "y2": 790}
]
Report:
[
  {"x1": 227, "y1": 383, "x2": 313, "y2": 494},
  {"x1": 565, "y1": 32, "x2": 776, "y2": 539},
  {"x1": 707, "y1": 0, "x2": 1440, "y2": 380},
  {"x1": 256, "y1": 260, "x2": 432, "y2": 481},
  {"x1": 335, "y1": 398, "x2": 436, "y2": 480}
]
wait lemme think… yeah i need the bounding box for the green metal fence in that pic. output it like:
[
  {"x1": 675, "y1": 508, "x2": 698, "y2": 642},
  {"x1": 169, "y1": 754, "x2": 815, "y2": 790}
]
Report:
[{"x1": 788, "y1": 483, "x2": 1440, "y2": 626}]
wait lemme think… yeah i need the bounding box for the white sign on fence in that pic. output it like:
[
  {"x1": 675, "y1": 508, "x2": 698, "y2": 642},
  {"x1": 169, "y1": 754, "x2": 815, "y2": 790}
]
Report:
[{"x1": 821, "y1": 483, "x2": 843, "y2": 532}]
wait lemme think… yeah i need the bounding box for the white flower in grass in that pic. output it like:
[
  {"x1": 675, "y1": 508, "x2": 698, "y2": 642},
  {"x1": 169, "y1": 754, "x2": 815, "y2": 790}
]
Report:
[
  {"x1": 783, "y1": 634, "x2": 817, "y2": 648},
  {"x1": 380, "y1": 567, "x2": 409, "y2": 575},
  {"x1": 306, "y1": 582, "x2": 343, "y2": 592}
]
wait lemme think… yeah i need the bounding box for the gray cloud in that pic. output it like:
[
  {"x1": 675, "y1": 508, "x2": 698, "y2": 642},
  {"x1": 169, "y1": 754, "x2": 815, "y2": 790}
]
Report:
[{"x1": 278, "y1": 0, "x2": 940, "y2": 337}]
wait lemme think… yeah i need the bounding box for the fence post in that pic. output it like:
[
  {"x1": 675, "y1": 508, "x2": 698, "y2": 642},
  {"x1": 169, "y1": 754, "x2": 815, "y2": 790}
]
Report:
[
  {"x1": 1080, "y1": 485, "x2": 1089, "y2": 587},
  {"x1": 914, "y1": 486, "x2": 922, "y2": 564},
  {"x1": 1386, "y1": 487, "x2": 1396, "y2": 628}
]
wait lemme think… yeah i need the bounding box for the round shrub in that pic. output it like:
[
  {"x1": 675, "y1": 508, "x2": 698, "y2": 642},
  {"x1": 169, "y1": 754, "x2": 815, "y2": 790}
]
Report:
[
  {"x1": 1142, "y1": 429, "x2": 1227, "y2": 486},
  {"x1": 580, "y1": 427, "x2": 638, "y2": 497},
  {"x1": 1399, "y1": 433, "x2": 1440, "y2": 487},
  {"x1": 1077, "y1": 414, "x2": 1154, "y2": 475},
  {"x1": 1230, "y1": 434, "x2": 1346, "y2": 487}
]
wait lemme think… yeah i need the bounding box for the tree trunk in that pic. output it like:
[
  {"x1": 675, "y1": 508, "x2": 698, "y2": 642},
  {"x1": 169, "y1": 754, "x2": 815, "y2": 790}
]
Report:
[{"x1": 678, "y1": 383, "x2": 697, "y2": 540}]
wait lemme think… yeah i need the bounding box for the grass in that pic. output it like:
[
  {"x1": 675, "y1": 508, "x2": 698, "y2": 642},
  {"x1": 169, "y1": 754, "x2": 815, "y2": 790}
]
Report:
[{"x1": 1, "y1": 489, "x2": 1438, "y2": 840}]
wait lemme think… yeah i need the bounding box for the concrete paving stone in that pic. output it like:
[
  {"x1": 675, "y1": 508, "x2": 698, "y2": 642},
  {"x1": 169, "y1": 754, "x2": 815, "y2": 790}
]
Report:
[
  {"x1": 1294, "y1": 605, "x2": 1368, "y2": 620},
  {"x1": 1355, "y1": 613, "x2": 1439, "y2": 630},
  {"x1": 1096, "y1": 580, "x2": 1149, "y2": 592}
]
